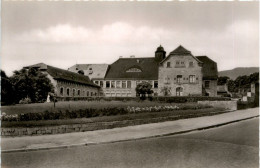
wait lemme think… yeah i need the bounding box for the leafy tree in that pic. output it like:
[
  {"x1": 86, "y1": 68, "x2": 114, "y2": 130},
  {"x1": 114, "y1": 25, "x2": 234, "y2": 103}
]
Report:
[
  {"x1": 135, "y1": 82, "x2": 153, "y2": 100},
  {"x1": 160, "y1": 86, "x2": 171, "y2": 96},
  {"x1": 10, "y1": 67, "x2": 54, "y2": 103},
  {"x1": 217, "y1": 76, "x2": 229, "y2": 85},
  {"x1": 227, "y1": 72, "x2": 259, "y2": 93},
  {"x1": 1, "y1": 70, "x2": 15, "y2": 105}
]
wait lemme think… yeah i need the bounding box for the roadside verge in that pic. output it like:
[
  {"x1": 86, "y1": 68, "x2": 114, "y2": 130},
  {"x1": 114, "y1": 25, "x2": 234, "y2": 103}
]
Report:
[{"x1": 1, "y1": 107, "x2": 259, "y2": 153}]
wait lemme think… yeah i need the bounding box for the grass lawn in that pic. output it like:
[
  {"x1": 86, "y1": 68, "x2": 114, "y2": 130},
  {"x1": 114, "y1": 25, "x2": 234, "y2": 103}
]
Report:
[
  {"x1": 2, "y1": 107, "x2": 226, "y2": 128},
  {"x1": 2, "y1": 100, "x2": 198, "y2": 115}
]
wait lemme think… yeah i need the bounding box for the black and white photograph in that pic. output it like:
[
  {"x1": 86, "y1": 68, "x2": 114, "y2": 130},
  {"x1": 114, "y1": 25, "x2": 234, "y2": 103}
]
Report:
[{"x1": 1, "y1": 1, "x2": 259, "y2": 168}]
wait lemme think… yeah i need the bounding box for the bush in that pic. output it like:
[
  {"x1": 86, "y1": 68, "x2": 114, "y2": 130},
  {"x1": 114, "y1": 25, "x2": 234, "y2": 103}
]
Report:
[
  {"x1": 19, "y1": 97, "x2": 32, "y2": 104},
  {"x1": 1, "y1": 103, "x2": 212, "y2": 122}
]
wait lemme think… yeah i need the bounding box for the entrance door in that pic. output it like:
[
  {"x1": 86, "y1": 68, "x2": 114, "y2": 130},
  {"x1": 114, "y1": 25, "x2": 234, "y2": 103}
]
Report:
[{"x1": 176, "y1": 87, "x2": 183, "y2": 96}]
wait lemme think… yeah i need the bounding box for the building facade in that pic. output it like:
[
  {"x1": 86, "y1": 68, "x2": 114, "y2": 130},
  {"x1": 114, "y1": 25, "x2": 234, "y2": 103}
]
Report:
[
  {"x1": 68, "y1": 45, "x2": 218, "y2": 97},
  {"x1": 158, "y1": 46, "x2": 203, "y2": 96},
  {"x1": 25, "y1": 63, "x2": 100, "y2": 99}
]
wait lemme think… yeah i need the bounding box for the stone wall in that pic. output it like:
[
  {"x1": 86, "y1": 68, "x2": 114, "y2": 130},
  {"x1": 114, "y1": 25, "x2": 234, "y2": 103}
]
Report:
[{"x1": 198, "y1": 100, "x2": 237, "y2": 110}]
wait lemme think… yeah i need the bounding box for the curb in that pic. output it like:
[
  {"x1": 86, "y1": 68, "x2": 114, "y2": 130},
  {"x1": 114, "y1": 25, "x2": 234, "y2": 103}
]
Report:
[{"x1": 2, "y1": 115, "x2": 258, "y2": 153}]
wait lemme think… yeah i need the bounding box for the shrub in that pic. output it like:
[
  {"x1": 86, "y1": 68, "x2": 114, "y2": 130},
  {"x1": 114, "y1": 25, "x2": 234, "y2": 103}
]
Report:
[{"x1": 19, "y1": 97, "x2": 32, "y2": 104}]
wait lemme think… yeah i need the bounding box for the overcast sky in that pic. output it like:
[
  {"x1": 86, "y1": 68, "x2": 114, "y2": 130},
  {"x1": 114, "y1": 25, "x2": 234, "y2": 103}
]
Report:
[{"x1": 2, "y1": 1, "x2": 259, "y2": 76}]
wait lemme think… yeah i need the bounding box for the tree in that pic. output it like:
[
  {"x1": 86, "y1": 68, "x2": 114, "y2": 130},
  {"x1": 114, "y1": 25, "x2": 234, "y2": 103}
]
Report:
[
  {"x1": 217, "y1": 76, "x2": 230, "y2": 85},
  {"x1": 227, "y1": 72, "x2": 259, "y2": 93},
  {"x1": 10, "y1": 67, "x2": 54, "y2": 103},
  {"x1": 135, "y1": 82, "x2": 153, "y2": 100},
  {"x1": 160, "y1": 86, "x2": 171, "y2": 96},
  {"x1": 1, "y1": 70, "x2": 15, "y2": 105}
]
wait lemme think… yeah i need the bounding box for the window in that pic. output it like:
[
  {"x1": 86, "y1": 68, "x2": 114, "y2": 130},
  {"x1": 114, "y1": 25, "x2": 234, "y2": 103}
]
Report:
[
  {"x1": 122, "y1": 81, "x2": 126, "y2": 88},
  {"x1": 116, "y1": 81, "x2": 121, "y2": 88},
  {"x1": 165, "y1": 77, "x2": 170, "y2": 84},
  {"x1": 87, "y1": 91, "x2": 89, "y2": 97},
  {"x1": 167, "y1": 62, "x2": 171, "y2": 68},
  {"x1": 67, "y1": 88, "x2": 70, "y2": 96},
  {"x1": 189, "y1": 75, "x2": 195, "y2": 83},
  {"x1": 126, "y1": 68, "x2": 142, "y2": 72},
  {"x1": 60, "y1": 88, "x2": 63, "y2": 96},
  {"x1": 73, "y1": 89, "x2": 76, "y2": 96},
  {"x1": 83, "y1": 91, "x2": 85, "y2": 97},
  {"x1": 154, "y1": 81, "x2": 158, "y2": 88},
  {"x1": 176, "y1": 87, "x2": 183, "y2": 96},
  {"x1": 100, "y1": 81, "x2": 104, "y2": 88},
  {"x1": 189, "y1": 62, "x2": 194, "y2": 67},
  {"x1": 181, "y1": 61, "x2": 185, "y2": 65},
  {"x1": 177, "y1": 75, "x2": 182, "y2": 83},
  {"x1": 111, "y1": 81, "x2": 115, "y2": 88},
  {"x1": 205, "y1": 81, "x2": 210, "y2": 88},
  {"x1": 78, "y1": 90, "x2": 80, "y2": 96},
  {"x1": 106, "y1": 81, "x2": 110, "y2": 88},
  {"x1": 94, "y1": 81, "x2": 99, "y2": 85},
  {"x1": 127, "y1": 81, "x2": 131, "y2": 88},
  {"x1": 176, "y1": 61, "x2": 180, "y2": 65},
  {"x1": 89, "y1": 68, "x2": 93, "y2": 74}
]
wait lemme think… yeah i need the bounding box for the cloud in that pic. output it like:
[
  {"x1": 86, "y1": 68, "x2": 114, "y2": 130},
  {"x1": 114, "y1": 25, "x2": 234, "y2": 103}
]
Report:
[
  {"x1": 16, "y1": 22, "x2": 173, "y2": 45},
  {"x1": 3, "y1": 20, "x2": 258, "y2": 76},
  {"x1": 17, "y1": 24, "x2": 92, "y2": 43},
  {"x1": 16, "y1": 22, "x2": 171, "y2": 44}
]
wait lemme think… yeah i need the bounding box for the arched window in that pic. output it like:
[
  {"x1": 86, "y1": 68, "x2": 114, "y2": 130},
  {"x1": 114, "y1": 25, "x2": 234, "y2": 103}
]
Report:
[
  {"x1": 176, "y1": 87, "x2": 183, "y2": 96},
  {"x1": 60, "y1": 87, "x2": 64, "y2": 96},
  {"x1": 78, "y1": 90, "x2": 80, "y2": 96},
  {"x1": 73, "y1": 89, "x2": 76, "y2": 97},
  {"x1": 67, "y1": 88, "x2": 70, "y2": 96}
]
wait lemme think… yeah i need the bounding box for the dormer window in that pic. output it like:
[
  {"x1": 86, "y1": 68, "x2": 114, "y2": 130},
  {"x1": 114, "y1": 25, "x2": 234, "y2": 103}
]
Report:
[
  {"x1": 126, "y1": 68, "x2": 142, "y2": 72},
  {"x1": 89, "y1": 67, "x2": 93, "y2": 74}
]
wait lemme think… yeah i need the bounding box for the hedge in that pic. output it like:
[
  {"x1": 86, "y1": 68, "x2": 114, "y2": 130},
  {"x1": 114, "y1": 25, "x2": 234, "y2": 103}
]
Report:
[
  {"x1": 1, "y1": 104, "x2": 211, "y2": 122},
  {"x1": 56, "y1": 96, "x2": 231, "y2": 103}
]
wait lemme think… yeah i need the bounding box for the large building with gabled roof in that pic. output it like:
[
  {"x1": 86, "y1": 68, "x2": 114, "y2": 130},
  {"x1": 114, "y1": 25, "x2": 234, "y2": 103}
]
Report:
[
  {"x1": 68, "y1": 45, "x2": 218, "y2": 97},
  {"x1": 25, "y1": 63, "x2": 100, "y2": 99}
]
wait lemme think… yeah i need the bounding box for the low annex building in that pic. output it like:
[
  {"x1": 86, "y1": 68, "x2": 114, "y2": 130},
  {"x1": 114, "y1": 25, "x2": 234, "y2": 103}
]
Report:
[
  {"x1": 68, "y1": 45, "x2": 218, "y2": 97},
  {"x1": 25, "y1": 63, "x2": 100, "y2": 99}
]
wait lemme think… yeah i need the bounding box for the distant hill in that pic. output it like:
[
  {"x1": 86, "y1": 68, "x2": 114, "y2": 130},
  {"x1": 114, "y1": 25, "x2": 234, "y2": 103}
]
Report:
[{"x1": 219, "y1": 67, "x2": 259, "y2": 80}]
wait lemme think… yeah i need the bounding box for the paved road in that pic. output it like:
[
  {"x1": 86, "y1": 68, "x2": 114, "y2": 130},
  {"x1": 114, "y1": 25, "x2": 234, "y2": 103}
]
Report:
[{"x1": 2, "y1": 118, "x2": 258, "y2": 168}]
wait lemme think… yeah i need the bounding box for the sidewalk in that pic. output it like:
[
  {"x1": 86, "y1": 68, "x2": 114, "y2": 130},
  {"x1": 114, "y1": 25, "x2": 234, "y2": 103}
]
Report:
[{"x1": 1, "y1": 107, "x2": 259, "y2": 153}]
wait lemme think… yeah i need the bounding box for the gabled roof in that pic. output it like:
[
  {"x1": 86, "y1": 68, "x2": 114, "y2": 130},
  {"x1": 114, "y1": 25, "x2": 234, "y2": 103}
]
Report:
[
  {"x1": 170, "y1": 45, "x2": 191, "y2": 55},
  {"x1": 160, "y1": 45, "x2": 202, "y2": 64},
  {"x1": 25, "y1": 63, "x2": 99, "y2": 87},
  {"x1": 196, "y1": 56, "x2": 218, "y2": 80},
  {"x1": 105, "y1": 57, "x2": 158, "y2": 80},
  {"x1": 68, "y1": 64, "x2": 109, "y2": 80}
]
